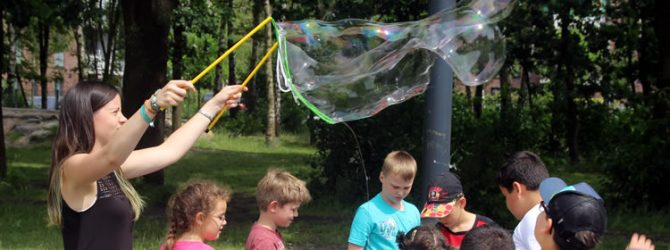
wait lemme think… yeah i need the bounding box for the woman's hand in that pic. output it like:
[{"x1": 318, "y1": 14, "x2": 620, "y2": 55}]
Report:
[
  {"x1": 155, "y1": 80, "x2": 196, "y2": 108},
  {"x1": 211, "y1": 85, "x2": 246, "y2": 109}
]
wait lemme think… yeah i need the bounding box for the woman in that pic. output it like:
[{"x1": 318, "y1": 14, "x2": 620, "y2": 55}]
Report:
[{"x1": 47, "y1": 80, "x2": 243, "y2": 249}]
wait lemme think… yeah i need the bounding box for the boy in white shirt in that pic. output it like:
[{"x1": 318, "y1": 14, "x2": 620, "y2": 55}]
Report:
[{"x1": 496, "y1": 151, "x2": 549, "y2": 250}]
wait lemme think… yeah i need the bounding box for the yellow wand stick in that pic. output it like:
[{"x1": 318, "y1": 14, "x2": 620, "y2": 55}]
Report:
[
  {"x1": 190, "y1": 16, "x2": 273, "y2": 86},
  {"x1": 207, "y1": 41, "x2": 279, "y2": 130}
]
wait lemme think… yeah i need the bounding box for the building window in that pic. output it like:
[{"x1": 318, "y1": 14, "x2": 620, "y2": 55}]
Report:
[
  {"x1": 490, "y1": 87, "x2": 500, "y2": 95},
  {"x1": 54, "y1": 52, "x2": 64, "y2": 68}
]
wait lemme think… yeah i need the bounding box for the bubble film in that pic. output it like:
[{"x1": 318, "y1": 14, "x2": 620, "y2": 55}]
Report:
[{"x1": 275, "y1": 0, "x2": 514, "y2": 123}]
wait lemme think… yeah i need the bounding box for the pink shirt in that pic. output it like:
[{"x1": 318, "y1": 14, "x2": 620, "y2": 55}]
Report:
[
  {"x1": 159, "y1": 241, "x2": 215, "y2": 250},
  {"x1": 245, "y1": 223, "x2": 285, "y2": 250}
]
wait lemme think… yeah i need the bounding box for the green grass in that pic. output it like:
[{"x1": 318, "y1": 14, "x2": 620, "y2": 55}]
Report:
[
  {"x1": 0, "y1": 133, "x2": 349, "y2": 249},
  {"x1": 1, "y1": 134, "x2": 669, "y2": 249}
]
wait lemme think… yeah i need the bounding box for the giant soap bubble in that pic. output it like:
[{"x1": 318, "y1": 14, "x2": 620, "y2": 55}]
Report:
[{"x1": 275, "y1": 0, "x2": 514, "y2": 124}]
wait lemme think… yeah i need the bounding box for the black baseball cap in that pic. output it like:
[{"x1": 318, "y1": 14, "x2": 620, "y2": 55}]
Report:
[
  {"x1": 421, "y1": 172, "x2": 463, "y2": 218},
  {"x1": 539, "y1": 177, "x2": 607, "y2": 250}
]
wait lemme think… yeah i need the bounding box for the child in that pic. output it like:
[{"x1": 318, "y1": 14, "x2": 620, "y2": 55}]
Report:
[
  {"x1": 421, "y1": 172, "x2": 496, "y2": 249},
  {"x1": 246, "y1": 169, "x2": 312, "y2": 250},
  {"x1": 396, "y1": 225, "x2": 449, "y2": 250},
  {"x1": 496, "y1": 151, "x2": 549, "y2": 250},
  {"x1": 161, "y1": 180, "x2": 232, "y2": 250},
  {"x1": 535, "y1": 177, "x2": 607, "y2": 250},
  {"x1": 460, "y1": 225, "x2": 514, "y2": 250},
  {"x1": 348, "y1": 151, "x2": 421, "y2": 250}
]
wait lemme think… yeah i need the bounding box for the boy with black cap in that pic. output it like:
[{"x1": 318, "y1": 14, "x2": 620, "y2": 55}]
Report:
[
  {"x1": 535, "y1": 177, "x2": 607, "y2": 250},
  {"x1": 421, "y1": 172, "x2": 496, "y2": 249}
]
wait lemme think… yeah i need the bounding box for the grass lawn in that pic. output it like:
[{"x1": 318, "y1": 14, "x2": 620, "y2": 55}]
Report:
[
  {"x1": 1, "y1": 132, "x2": 350, "y2": 249},
  {"x1": 1, "y1": 132, "x2": 669, "y2": 249}
]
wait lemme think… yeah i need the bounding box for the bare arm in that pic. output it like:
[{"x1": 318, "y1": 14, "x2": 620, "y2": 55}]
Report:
[
  {"x1": 121, "y1": 85, "x2": 244, "y2": 179},
  {"x1": 347, "y1": 244, "x2": 364, "y2": 250},
  {"x1": 62, "y1": 80, "x2": 194, "y2": 185}
]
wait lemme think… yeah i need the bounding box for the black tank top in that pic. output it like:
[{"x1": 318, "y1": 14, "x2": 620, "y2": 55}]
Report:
[{"x1": 62, "y1": 173, "x2": 135, "y2": 250}]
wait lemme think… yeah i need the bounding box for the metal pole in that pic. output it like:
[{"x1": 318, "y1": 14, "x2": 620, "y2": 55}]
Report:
[{"x1": 421, "y1": 0, "x2": 455, "y2": 222}]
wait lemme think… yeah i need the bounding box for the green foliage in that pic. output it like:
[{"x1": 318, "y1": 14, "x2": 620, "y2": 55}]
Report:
[
  {"x1": 597, "y1": 103, "x2": 670, "y2": 210},
  {"x1": 279, "y1": 95, "x2": 311, "y2": 134},
  {"x1": 221, "y1": 110, "x2": 265, "y2": 136},
  {"x1": 308, "y1": 96, "x2": 425, "y2": 204}
]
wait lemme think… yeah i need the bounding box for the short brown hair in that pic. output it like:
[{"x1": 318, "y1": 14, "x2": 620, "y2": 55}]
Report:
[
  {"x1": 381, "y1": 151, "x2": 417, "y2": 181},
  {"x1": 256, "y1": 169, "x2": 312, "y2": 211}
]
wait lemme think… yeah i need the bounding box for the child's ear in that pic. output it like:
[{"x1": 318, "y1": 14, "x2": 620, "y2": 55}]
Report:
[
  {"x1": 268, "y1": 200, "x2": 279, "y2": 213},
  {"x1": 538, "y1": 215, "x2": 553, "y2": 235},
  {"x1": 195, "y1": 211, "x2": 206, "y2": 225},
  {"x1": 458, "y1": 196, "x2": 467, "y2": 209},
  {"x1": 512, "y1": 181, "x2": 525, "y2": 196},
  {"x1": 379, "y1": 172, "x2": 385, "y2": 183}
]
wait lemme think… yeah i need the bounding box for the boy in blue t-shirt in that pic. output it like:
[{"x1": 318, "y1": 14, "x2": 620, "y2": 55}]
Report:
[{"x1": 347, "y1": 151, "x2": 421, "y2": 250}]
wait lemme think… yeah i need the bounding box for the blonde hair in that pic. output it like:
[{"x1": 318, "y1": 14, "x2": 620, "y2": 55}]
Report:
[
  {"x1": 256, "y1": 168, "x2": 312, "y2": 211},
  {"x1": 381, "y1": 151, "x2": 417, "y2": 181},
  {"x1": 47, "y1": 82, "x2": 144, "y2": 226},
  {"x1": 164, "y1": 180, "x2": 232, "y2": 250}
]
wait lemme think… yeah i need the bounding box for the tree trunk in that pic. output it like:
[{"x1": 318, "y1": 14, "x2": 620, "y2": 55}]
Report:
[
  {"x1": 638, "y1": 6, "x2": 652, "y2": 98},
  {"x1": 102, "y1": 0, "x2": 121, "y2": 84},
  {"x1": 519, "y1": 60, "x2": 533, "y2": 108},
  {"x1": 601, "y1": 56, "x2": 611, "y2": 106},
  {"x1": 121, "y1": 0, "x2": 176, "y2": 185},
  {"x1": 39, "y1": 20, "x2": 50, "y2": 109},
  {"x1": 9, "y1": 21, "x2": 26, "y2": 107},
  {"x1": 559, "y1": 9, "x2": 579, "y2": 163},
  {"x1": 275, "y1": 80, "x2": 281, "y2": 136},
  {"x1": 246, "y1": 0, "x2": 261, "y2": 113},
  {"x1": 5, "y1": 23, "x2": 14, "y2": 107},
  {"x1": 499, "y1": 62, "x2": 511, "y2": 123},
  {"x1": 214, "y1": 6, "x2": 226, "y2": 91},
  {"x1": 264, "y1": 0, "x2": 277, "y2": 145},
  {"x1": 1, "y1": 6, "x2": 7, "y2": 179},
  {"x1": 227, "y1": 0, "x2": 239, "y2": 118},
  {"x1": 171, "y1": 0, "x2": 185, "y2": 132},
  {"x1": 473, "y1": 85, "x2": 483, "y2": 118},
  {"x1": 74, "y1": 26, "x2": 86, "y2": 81},
  {"x1": 14, "y1": 62, "x2": 28, "y2": 107}
]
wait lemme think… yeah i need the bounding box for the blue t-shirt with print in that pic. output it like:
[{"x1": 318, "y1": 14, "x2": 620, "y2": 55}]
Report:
[{"x1": 348, "y1": 193, "x2": 421, "y2": 250}]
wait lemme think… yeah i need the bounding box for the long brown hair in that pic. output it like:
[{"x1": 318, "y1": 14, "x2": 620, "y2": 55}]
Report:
[
  {"x1": 47, "y1": 81, "x2": 144, "y2": 226},
  {"x1": 164, "y1": 180, "x2": 232, "y2": 250}
]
